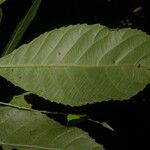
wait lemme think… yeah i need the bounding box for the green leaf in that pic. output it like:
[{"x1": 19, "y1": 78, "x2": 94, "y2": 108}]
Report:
[
  {"x1": 0, "y1": 24, "x2": 150, "y2": 106},
  {"x1": 0, "y1": 0, "x2": 6, "y2": 5},
  {"x1": 101, "y1": 122, "x2": 114, "y2": 131},
  {"x1": 10, "y1": 92, "x2": 32, "y2": 108},
  {"x1": 2, "y1": 0, "x2": 42, "y2": 56},
  {"x1": 67, "y1": 114, "x2": 87, "y2": 126},
  {"x1": 0, "y1": 106, "x2": 104, "y2": 150},
  {"x1": 67, "y1": 114, "x2": 87, "y2": 121},
  {"x1": 0, "y1": 8, "x2": 2, "y2": 24}
]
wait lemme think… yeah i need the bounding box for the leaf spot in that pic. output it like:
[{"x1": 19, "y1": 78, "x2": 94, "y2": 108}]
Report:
[
  {"x1": 137, "y1": 64, "x2": 141, "y2": 68},
  {"x1": 58, "y1": 52, "x2": 61, "y2": 55},
  {"x1": 113, "y1": 60, "x2": 116, "y2": 64}
]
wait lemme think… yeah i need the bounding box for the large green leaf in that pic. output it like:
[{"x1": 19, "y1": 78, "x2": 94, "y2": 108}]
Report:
[
  {"x1": 0, "y1": 24, "x2": 150, "y2": 106},
  {"x1": 0, "y1": 106, "x2": 104, "y2": 150}
]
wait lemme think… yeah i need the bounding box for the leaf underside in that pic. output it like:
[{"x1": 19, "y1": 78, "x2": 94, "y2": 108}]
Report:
[
  {"x1": 0, "y1": 106, "x2": 104, "y2": 150},
  {"x1": 0, "y1": 24, "x2": 150, "y2": 106}
]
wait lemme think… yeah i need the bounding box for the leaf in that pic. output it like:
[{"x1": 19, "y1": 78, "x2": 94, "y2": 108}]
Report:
[
  {"x1": 67, "y1": 114, "x2": 87, "y2": 126},
  {"x1": 87, "y1": 118, "x2": 114, "y2": 131},
  {"x1": 10, "y1": 92, "x2": 32, "y2": 108},
  {"x1": 67, "y1": 114, "x2": 86, "y2": 121},
  {"x1": 0, "y1": 0, "x2": 6, "y2": 5},
  {"x1": 2, "y1": 0, "x2": 42, "y2": 56},
  {"x1": 0, "y1": 7, "x2": 2, "y2": 24},
  {"x1": 0, "y1": 106, "x2": 104, "y2": 150},
  {"x1": 0, "y1": 24, "x2": 150, "y2": 106},
  {"x1": 101, "y1": 122, "x2": 114, "y2": 131}
]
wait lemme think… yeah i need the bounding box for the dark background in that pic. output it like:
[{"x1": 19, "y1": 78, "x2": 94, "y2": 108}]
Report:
[{"x1": 0, "y1": 0, "x2": 150, "y2": 150}]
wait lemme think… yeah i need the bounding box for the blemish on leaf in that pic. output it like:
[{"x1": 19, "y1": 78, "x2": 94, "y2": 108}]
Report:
[
  {"x1": 137, "y1": 64, "x2": 141, "y2": 68},
  {"x1": 58, "y1": 52, "x2": 61, "y2": 55},
  {"x1": 113, "y1": 60, "x2": 116, "y2": 64},
  {"x1": 18, "y1": 76, "x2": 22, "y2": 79}
]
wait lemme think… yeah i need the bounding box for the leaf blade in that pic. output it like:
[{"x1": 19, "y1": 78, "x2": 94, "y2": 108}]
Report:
[
  {"x1": 0, "y1": 24, "x2": 149, "y2": 106},
  {"x1": 0, "y1": 0, "x2": 6, "y2": 5},
  {"x1": 0, "y1": 106, "x2": 104, "y2": 150},
  {"x1": 0, "y1": 7, "x2": 2, "y2": 24},
  {"x1": 2, "y1": 0, "x2": 42, "y2": 56}
]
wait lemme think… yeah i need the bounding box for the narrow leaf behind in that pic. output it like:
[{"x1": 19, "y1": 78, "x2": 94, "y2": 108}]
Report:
[
  {"x1": 0, "y1": 7, "x2": 2, "y2": 24},
  {"x1": 2, "y1": 0, "x2": 42, "y2": 56}
]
